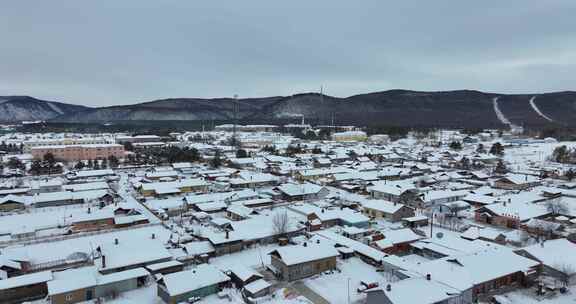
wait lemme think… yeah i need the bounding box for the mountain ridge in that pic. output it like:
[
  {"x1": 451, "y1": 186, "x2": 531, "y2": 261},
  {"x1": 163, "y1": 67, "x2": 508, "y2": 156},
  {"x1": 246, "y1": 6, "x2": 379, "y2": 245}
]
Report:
[{"x1": 3, "y1": 90, "x2": 576, "y2": 128}]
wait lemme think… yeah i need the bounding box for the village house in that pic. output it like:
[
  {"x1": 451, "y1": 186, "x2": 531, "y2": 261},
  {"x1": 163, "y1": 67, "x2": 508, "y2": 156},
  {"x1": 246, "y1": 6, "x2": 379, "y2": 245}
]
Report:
[
  {"x1": 365, "y1": 276, "x2": 463, "y2": 304},
  {"x1": 372, "y1": 228, "x2": 425, "y2": 254},
  {"x1": 493, "y1": 174, "x2": 541, "y2": 190},
  {"x1": 475, "y1": 199, "x2": 550, "y2": 229},
  {"x1": 139, "y1": 178, "x2": 208, "y2": 197},
  {"x1": 368, "y1": 182, "x2": 418, "y2": 203},
  {"x1": 362, "y1": 200, "x2": 415, "y2": 222},
  {"x1": 157, "y1": 265, "x2": 230, "y2": 304},
  {"x1": 0, "y1": 195, "x2": 28, "y2": 212},
  {"x1": 0, "y1": 271, "x2": 52, "y2": 304},
  {"x1": 275, "y1": 183, "x2": 329, "y2": 202},
  {"x1": 268, "y1": 243, "x2": 339, "y2": 281},
  {"x1": 412, "y1": 248, "x2": 540, "y2": 301},
  {"x1": 515, "y1": 239, "x2": 576, "y2": 286}
]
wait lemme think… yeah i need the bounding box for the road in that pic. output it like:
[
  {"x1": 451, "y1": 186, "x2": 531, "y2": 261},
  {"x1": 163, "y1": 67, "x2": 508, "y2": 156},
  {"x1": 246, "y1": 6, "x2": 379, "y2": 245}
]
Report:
[{"x1": 117, "y1": 173, "x2": 161, "y2": 224}]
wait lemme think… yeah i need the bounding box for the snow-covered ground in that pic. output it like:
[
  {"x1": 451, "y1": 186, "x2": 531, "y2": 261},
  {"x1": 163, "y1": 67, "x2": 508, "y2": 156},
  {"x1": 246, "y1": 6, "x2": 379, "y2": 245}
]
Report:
[
  {"x1": 498, "y1": 287, "x2": 576, "y2": 304},
  {"x1": 305, "y1": 257, "x2": 399, "y2": 304},
  {"x1": 503, "y1": 141, "x2": 576, "y2": 171}
]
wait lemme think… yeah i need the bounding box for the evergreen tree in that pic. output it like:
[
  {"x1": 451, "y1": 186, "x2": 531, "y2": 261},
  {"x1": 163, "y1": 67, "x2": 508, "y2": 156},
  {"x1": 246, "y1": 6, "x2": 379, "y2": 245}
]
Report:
[
  {"x1": 489, "y1": 142, "x2": 505, "y2": 156},
  {"x1": 449, "y1": 141, "x2": 462, "y2": 150},
  {"x1": 108, "y1": 155, "x2": 120, "y2": 168},
  {"x1": 476, "y1": 143, "x2": 486, "y2": 154},
  {"x1": 565, "y1": 169, "x2": 576, "y2": 181},
  {"x1": 236, "y1": 149, "x2": 248, "y2": 158},
  {"x1": 7, "y1": 157, "x2": 25, "y2": 170},
  {"x1": 494, "y1": 159, "x2": 508, "y2": 174},
  {"x1": 30, "y1": 160, "x2": 43, "y2": 175},
  {"x1": 210, "y1": 150, "x2": 222, "y2": 168},
  {"x1": 74, "y1": 161, "x2": 85, "y2": 170}
]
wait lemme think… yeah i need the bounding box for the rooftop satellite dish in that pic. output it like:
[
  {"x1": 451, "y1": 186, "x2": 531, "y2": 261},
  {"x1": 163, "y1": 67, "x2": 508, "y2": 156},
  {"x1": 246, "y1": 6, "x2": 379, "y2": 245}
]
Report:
[{"x1": 436, "y1": 232, "x2": 444, "y2": 239}]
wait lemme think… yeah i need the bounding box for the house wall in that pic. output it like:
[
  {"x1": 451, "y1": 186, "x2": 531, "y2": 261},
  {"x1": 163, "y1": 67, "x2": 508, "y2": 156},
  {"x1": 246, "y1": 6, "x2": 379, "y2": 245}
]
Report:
[
  {"x1": 51, "y1": 287, "x2": 94, "y2": 304},
  {"x1": 213, "y1": 241, "x2": 243, "y2": 256},
  {"x1": 365, "y1": 206, "x2": 414, "y2": 222},
  {"x1": 272, "y1": 255, "x2": 337, "y2": 281},
  {"x1": 159, "y1": 284, "x2": 220, "y2": 304},
  {"x1": 72, "y1": 218, "x2": 115, "y2": 232},
  {"x1": 0, "y1": 202, "x2": 25, "y2": 212},
  {"x1": 0, "y1": 282, "x2": 48, "y2": 304},
  {"x1": 472, "y1": 271, "x2": 530, "y2": 301},
  {"x1": 35, "y1": 199, "x2": 84, "y2": 208},
  {"x1": 32, "y1": 145, "x2": 124, "y2": 162},
  {"x1": 95, "y1": 278, "x2": 139, "y2": 298}
]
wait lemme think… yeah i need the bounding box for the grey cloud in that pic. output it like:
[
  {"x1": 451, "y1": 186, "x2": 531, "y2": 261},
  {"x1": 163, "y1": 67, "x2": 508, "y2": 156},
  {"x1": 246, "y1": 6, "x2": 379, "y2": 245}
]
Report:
[{"x1": 0, "y1": 0, "x2": 575, "y2": 106}]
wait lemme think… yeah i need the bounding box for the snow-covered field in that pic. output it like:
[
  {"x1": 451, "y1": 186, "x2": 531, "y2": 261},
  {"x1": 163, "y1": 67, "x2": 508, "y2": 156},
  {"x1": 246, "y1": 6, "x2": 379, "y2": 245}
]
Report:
[{"x1": 503, "y1": 141, "x2": 576, "y2": 171}]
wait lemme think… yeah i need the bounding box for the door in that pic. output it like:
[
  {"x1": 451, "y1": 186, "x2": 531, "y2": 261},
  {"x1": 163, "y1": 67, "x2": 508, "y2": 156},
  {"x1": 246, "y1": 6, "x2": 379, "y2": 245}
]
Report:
[{"x1": 86, "y1": 288, "x2": 94, "y2": 300}]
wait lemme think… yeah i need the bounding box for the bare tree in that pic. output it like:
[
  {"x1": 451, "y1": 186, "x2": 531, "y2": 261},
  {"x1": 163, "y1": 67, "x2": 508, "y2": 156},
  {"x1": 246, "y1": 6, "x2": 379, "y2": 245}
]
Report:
[
  {"x1": 539, "y1": 221, "x2": 560, "y2": 240},
  {"x1": 272, "y1": 210, "x2": 290, "y2": 237},
  {"x1": 554, "y1": 263, "x2": 575, "y2": 287},
  {"x1": 546, "y1": 198, "x2": 569, "y2": 216}
]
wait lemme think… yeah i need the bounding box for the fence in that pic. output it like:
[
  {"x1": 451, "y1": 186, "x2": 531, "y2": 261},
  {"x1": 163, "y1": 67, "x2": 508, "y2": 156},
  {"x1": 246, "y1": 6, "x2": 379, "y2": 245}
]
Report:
[{"x1": 0, "y1": 222, "x2": 161, "y2": 248}]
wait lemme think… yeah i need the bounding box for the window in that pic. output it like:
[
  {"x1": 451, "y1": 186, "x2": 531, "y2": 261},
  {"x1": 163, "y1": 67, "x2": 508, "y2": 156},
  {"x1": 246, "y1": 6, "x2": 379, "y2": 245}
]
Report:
[{"x1": 66, "y1": 294, "x2": 73, "y2": 301}]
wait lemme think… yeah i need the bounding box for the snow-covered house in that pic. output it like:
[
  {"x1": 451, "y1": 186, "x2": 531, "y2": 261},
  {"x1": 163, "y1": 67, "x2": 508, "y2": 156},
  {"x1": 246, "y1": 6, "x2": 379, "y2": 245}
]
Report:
[
  {"x1": 157, "y1": 265, "x2": 230, "y2": 303},
  {"x1": 361, "y1": 200, "x2": 415, "y2": 222},
  {"x1": 268, "y1": 243, "x2": 339, "y2": 281}
]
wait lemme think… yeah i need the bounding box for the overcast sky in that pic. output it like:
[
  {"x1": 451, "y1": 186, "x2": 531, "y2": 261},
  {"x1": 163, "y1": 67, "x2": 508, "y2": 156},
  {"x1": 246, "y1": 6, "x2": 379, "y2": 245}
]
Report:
[{"x1": 1, "y1": 1, "x2": 575, "y2": 107}]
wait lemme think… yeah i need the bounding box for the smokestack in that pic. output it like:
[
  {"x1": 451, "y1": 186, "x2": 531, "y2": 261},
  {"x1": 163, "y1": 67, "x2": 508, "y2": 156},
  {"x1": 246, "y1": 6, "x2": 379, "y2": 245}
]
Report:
[
  {"x1": 426, "y1": 274, "x2": 431, "y2": 281},
  {"x1": 386, "y1": 284, "x2": 391, "y2": 292},
  {"x1": 101, "y1": 255, "x2": 106, "y2": 268}
]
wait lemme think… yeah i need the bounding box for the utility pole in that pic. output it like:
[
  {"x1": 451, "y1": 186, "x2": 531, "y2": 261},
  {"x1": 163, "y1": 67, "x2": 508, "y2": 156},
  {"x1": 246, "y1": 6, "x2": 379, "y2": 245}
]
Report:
[{"x1": 233, "y1": 94, "x2": 238, "y2": 151}]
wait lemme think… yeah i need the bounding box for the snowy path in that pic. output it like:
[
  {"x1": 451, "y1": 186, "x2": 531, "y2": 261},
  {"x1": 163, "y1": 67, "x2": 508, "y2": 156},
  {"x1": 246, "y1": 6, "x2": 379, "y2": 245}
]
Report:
[
  {"x1": 46, "y1": 102, "x2": 64, "y2": 115},
  {"x1": 291, "y1": 282, "x2": 330, "y2": 304},
  {"x1": 493, "y1": 96, "x2": 521, "y2": 130},
  {"x1": 528, "y1": 96, "x2": 554, "y2": 122},
  {"x1": 118, "y1": 174, "x2": 161, "y2": 224}
]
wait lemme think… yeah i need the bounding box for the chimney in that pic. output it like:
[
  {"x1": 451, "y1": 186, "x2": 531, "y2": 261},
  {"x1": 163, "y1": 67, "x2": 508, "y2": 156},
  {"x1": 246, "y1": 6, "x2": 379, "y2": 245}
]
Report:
[
  {"x1": 114, "y1": 238, "x2": 119, "y2": 245},
  {"x1": 101, "y1": 255, "x2": 106, "y2": 268},
  {"x1": 426, "y1": 274, "x2": 431, "y2": 281},
  {"x1": 386, "y1": 284, "x2": 391, "y2": 292}
]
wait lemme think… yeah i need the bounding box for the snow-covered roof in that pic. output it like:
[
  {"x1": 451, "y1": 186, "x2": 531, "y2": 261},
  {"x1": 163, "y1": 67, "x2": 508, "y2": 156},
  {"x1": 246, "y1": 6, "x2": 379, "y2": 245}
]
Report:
[
  {"x1": 0, "y1": 270, "x2": 52, "y2": 290},
  {"x1": 269, "y1": 243, "x2": 338, "y2": 266},
  {"x1": 244, "y1": 279, "x2": 271, "y2": 295},
  {"x1": 48, "y1": 266, "x2": 98, "y2": 295},
  {"x1": 225, "y1": 264, "x2": 261, "y2": 282},
  {"x1": 96, "y1": 238, "x2": 172, "y2": 271},
  {"x1": 276, "y1": 183, "x2": 324, "y2": 197},
  {"x1": 160, "y1": 264, "x2": 230, "y2": 296},
  {"x1": 368, "y1": 277, "x2": 460, "y2": 304},
  {"x1": 519, "y1": 239, "x2": 576, "y2": 274},
  {"x1": 361, "y1": 200, "x2": 408, "y2": 214},
  {"x1": 182, "y1": 241, "x2": 215, "y2": 256}
]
